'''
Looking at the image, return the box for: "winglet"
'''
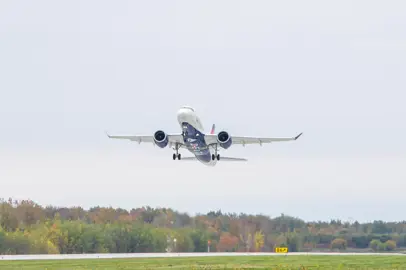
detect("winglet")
[210,124,216,134]
[105,131,111,138]
[294,132,303,140]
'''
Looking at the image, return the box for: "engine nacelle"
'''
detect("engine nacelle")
[217,131,232,149]
[154,130,169,148]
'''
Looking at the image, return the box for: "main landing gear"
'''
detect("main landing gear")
[173,143,181,160]
[211,145,220,160]
[173,153,181,160]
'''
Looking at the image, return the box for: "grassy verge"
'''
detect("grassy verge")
[0,255,406,269]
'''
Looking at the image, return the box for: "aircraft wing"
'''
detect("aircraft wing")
[106,132,184,145]
[205,132,303,146]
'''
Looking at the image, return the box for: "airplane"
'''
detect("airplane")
[106,106,302,166]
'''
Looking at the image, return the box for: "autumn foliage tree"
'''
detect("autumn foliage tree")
[0,198,406,254]
[217,232,239,252]
[385,240,397,251]
[331,238,347,251]
[254,230,265,251]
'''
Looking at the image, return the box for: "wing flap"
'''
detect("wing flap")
[106,133,154,143]
[232,132,302,145]
[106,132,184,145]
[204,132,302,146]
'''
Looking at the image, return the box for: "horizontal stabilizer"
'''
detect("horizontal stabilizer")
[219,157,248,161]
[180,156,247,162]
[178,157,198,161]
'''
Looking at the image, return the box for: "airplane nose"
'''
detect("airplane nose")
[177,108,194,124]
[177,108,187,122]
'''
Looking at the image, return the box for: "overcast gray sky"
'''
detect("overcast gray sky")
[1,1,405,222]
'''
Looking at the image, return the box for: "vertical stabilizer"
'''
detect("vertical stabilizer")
[210,124,216,134]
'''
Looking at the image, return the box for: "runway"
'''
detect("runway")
[1,252,405,260]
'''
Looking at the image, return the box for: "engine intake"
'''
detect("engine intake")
[217,131,232,149]
[154,130,169,148]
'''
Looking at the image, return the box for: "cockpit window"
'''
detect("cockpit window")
[181,106,194,111]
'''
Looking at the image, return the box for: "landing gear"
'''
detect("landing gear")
[173,153,181,160]
[173,144,181,160]
[211,144,220,161]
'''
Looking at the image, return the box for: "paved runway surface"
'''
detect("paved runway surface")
[1,252,405,260]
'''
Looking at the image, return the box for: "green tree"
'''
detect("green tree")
[369,239,380,251]
[286,232,301,252]
[0,229,7,253]
[0,202,18,231]
[371,221,390,234]
[189,229,209,252]
[2,198,406,255]
[79,224,108,253]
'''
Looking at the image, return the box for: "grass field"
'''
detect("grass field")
[1,255,406,270]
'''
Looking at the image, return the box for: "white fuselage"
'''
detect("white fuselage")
[176,107,217,166]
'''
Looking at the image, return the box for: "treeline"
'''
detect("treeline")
[0,198,405,254]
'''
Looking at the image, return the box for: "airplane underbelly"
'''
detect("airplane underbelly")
[182,121,213,164]
[187,145,210,160]
[194,150,211,162]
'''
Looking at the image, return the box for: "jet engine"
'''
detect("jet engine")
[217,131,232,149]
[154,130,169,148]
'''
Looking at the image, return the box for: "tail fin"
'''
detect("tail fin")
[210,124,216,134]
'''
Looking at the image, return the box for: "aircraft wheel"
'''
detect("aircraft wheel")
[211,154,215,160]
[173,153,177,160]
[217,154,220,160]
[177,153,181,160]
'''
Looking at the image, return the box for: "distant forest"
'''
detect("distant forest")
[0,198,403,254]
